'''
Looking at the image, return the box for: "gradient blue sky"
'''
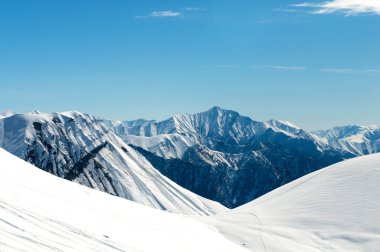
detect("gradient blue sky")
[1,0,379,130]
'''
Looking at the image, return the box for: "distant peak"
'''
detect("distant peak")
[207,106,235,115]
[0,109,16,118]
[210,106,223,111]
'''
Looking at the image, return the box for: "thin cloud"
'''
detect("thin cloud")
[136,11,182,19]
[250,65,307,71]
[293,0,380,15]
[273,8,302,13]
[182,7,207,11]
[321,68,380,74]
[198,64,238,69]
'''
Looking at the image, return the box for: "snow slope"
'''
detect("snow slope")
[201,153,380,251]
[0,112,225,215]
[0,148,246,252]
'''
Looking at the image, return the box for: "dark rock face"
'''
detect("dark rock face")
[0,112,227,215]
[133,134,352,208]
[124,107,355,208]
[130,145,231,206]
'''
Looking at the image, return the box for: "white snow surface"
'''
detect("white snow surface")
[200,153,380,251]
[0,148,247,252]
[2,139,380,251]
[0,111,226,215]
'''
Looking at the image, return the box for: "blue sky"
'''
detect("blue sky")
[0,0,379,130]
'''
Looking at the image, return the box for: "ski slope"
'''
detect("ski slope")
[0,148,246,252]
[201,153,380,251]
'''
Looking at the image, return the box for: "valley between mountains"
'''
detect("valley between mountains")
[2,107,378,209]
[1,107,379,251]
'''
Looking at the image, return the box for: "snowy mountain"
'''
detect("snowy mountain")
[314,125,380,156]
[202,153,380,251]
[114,107,353,208]
[3,107,376,210]
[0,109,16,119]
[0,148,246,252]
[0,111,225,215]
[2,145,378,252]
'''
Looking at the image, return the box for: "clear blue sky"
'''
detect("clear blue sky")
[1,0,379,130]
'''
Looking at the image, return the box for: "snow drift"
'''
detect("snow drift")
[201,153,380,251]
[0,148,246,252]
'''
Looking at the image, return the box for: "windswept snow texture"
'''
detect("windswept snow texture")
[0,149,246,252]
[201,154,380,251]
[0,112,225,215]
[115,106,353,208]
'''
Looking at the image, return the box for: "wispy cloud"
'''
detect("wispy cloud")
[136,11,182,19]
[321,68,380,74]
[293,0,380,15]
[273,7,302,13]
[182,7,204,11]
[136,7,207,19]
[250,65,307,71]
[198,64,238,69]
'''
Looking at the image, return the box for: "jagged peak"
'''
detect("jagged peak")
[209,106,223,112]
[205,106,238,116]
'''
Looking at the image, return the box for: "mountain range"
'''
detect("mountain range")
[0,110,224,215]
[112,106,379,207]
[1,107,379,209]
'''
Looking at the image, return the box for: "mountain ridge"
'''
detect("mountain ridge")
[114,107,355,207]
[2,106,378,208]
[0,111,226,215]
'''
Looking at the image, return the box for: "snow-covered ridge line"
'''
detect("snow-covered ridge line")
[200,153,380,251]
[0,111,226,215]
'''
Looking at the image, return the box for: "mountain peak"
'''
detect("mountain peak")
[209,106,223,112]
[205,106,240,117]
[0,109,16,118]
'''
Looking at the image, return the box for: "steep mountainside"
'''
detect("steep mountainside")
[115,107,353,208]
[201,153,380,251]
[0,111,225,215]
[0,148,246,252]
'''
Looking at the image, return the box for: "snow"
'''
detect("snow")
[0,148,247,252]
[0,109,16,118]
[113,106,271,159]
[314,125,380,155]
[115,107,332,161]
[0,111,226,215]
[2,109,380,251]
[199,153,380,251]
